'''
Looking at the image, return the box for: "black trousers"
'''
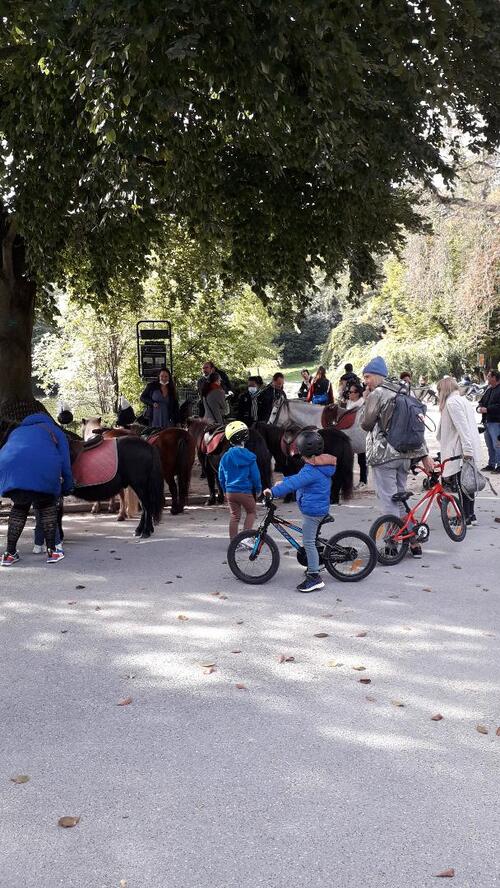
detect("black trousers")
[6,489,58,554]
[357,452,368,484]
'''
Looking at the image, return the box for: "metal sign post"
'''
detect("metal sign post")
[136,320,173,380]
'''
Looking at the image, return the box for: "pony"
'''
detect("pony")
[187,418,273,505]
[254,422,354,504]
[81,419,138,520]
[269,397,365,454]
[0,417,164,538]
[82,417,196,515]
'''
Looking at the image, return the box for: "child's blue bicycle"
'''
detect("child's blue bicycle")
[228,496,377,585]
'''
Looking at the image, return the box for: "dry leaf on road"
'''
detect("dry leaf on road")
[235,683,247,689]
[117,697,133,706]
[391,700,405,707]
[431,714,444,721]
[314,632,329,638]
[435,868,455,878]
[277,654,295,663]
[10,775,30,784]
[355,631,368,637]
[352,665,366,671]
[326,660,343,668]
[231,649,242,654]
[58,816,80,828]
[177,614,189,621]
[496,727,500,737]
[359,678,372,684]
[202,666,216,675]
[476,724,488,735]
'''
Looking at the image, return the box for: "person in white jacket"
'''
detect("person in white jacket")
[436,377,483,525]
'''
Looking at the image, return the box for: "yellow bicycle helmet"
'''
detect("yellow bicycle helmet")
[225,420,250,446]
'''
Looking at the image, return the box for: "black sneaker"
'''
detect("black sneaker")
[409,545,423,558]
[482,464,495,472]
[296,574,325,593]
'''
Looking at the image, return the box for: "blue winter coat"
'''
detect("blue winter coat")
[271,463,336,517]
[218,446,262,494]
[0,413,74,497]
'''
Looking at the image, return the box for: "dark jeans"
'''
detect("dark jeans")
[445,473,475,521]
[357,452,368,484]
[6,489,58,555]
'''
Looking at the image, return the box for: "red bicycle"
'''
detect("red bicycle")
[369,455,467,565]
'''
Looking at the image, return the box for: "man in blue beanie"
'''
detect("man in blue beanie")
[361,356,434,557]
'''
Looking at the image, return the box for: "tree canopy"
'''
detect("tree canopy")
[1,0,500,312]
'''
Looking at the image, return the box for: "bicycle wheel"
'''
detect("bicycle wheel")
[323,530,377,582]
[227,531,280,584]
[369,515,410,565]
[440,495,467,542]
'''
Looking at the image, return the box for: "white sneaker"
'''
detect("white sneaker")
[355,482,367,490]
[237,538,255,550]
[32,544,44,554]
[55,544,64,553]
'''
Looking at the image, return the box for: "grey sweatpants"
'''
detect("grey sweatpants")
[371,459,412,518]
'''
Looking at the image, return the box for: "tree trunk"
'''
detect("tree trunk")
[0,214,40,421]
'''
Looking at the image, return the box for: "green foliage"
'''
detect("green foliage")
[1,1,500,313]
[322,315,381,368]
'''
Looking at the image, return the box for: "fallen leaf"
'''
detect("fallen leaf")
[200,661,216,669]
[387,594,399,599]
[218,594,228,600]
[10,775,30,784]
[177,614,189,621]
[431,714,444,721]
[365,695,376,702]
[359,678,372,684]
[60,629,68,634]
[423,587,433,592]
[231,649,242,654]
[496,727,500,737]
[75,585,85,590]
[94,606,102,611]
[120,881,128,888]
[117,697,133,706]
[321,613,334,618]
[277,654,295,663]
[476,724,488,735]
[235,683,247,689]
[210,591,220,596]
[203,666,216,675]
[58,816,80,828]
[435,868,455,878]
[494,516,500,524]
[67,600,77,606]
[391,699,405,707]
[352,665,366,671]
[236,620,244,625]
[355,631,368,637]
[326,660,343,668]
[483,632,495,637]
[314,632,329,638]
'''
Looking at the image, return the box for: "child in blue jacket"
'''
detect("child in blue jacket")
[218,421,262,539]
[264,429,336,593]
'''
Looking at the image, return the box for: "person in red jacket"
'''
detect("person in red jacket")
[307,366,334,405]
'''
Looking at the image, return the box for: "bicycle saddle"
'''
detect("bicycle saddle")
[391,491,413,503]
[318,514,335,531]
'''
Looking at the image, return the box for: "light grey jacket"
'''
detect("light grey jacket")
[361,379,429,466]
[203,387,227,425]
[437,392,483,478]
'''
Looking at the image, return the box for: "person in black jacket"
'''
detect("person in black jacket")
[297,369,312,399]
[477,368,500,471]
[259,373,287,423]
[140,367,179,428]
[237,376,270,425]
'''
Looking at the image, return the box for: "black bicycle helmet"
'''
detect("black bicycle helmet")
[295,429,324,457]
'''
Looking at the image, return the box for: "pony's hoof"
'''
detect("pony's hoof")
[140,532,151,539]
[217,495,224,505]
[170,506,180,515]
[207,496,216,506]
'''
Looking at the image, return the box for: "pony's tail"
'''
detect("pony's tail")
[337,439,354,501]
[177,431,194,504]
[149,445,165,523]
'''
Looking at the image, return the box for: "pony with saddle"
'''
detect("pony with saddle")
[269,397,366,454]
[82,418,195,515]
[187,418,273,505]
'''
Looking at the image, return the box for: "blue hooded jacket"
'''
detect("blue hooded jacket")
[271,463,336,517]
[0,413,74,498]
[218,446,262,494]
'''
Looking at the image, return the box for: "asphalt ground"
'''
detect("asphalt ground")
[0,457,499,888]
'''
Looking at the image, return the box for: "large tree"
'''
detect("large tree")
[1,0,499,415]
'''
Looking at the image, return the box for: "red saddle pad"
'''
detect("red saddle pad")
[201,430,225,454]
[73,439,119,487]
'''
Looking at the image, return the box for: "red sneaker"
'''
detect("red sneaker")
[0,552,20,567]
[46,549,65,564]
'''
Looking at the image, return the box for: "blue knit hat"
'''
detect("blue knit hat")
[362,356,388,376]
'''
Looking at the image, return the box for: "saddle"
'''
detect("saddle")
[83,433,106,451]
[391,490,413,503]
[322,405,357,431]
[201,426,225,455]
[73,438,119,488]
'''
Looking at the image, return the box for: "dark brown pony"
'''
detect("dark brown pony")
[187,418,273,506]
[82,418,195,515]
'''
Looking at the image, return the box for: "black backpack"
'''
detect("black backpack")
[383,385,427,453]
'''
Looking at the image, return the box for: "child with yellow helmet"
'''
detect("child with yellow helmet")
[218,421,262,541]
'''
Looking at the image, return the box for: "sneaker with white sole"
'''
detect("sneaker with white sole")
[32,544,44,554]
[355,482,367,490]
[46,549,65,564]
[1,552,20,567]
[237,538,255,551]
[296,573,325,593]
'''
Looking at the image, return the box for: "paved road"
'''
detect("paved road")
[0,472,499,888]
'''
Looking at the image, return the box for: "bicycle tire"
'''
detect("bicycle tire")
[369,515,410,565]
[227,531,280,584]
[440,495,467,542]
[323,530,377,582]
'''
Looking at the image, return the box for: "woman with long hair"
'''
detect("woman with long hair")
[140,367,179,428]
[436,376,483,526]
[307,365,334,405]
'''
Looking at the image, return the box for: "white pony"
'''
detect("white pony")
[268,398,366,454]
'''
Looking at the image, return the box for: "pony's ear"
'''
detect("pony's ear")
[97,417,102,424]
[81,418,86,425]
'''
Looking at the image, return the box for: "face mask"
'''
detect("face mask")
[248,386,258,395]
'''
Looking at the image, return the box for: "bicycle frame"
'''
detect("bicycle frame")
[255,503,305,552]
[390,456,463,542]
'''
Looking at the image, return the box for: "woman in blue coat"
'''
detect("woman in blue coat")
[0,413,73,566]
